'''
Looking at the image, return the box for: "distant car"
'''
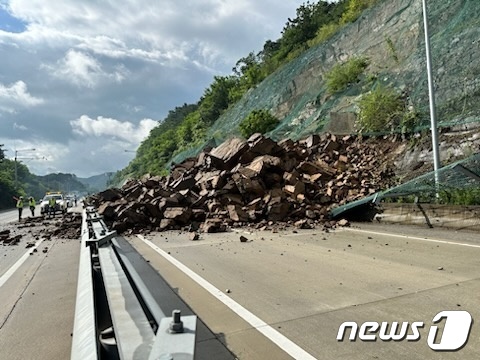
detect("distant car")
[40,192,68,215]
[65,195,74,207]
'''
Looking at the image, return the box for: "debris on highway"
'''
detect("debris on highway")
[1,212,82,248]
[87,133,398,234]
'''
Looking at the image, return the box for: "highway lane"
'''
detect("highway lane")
[0,204,44,225]
[2,203,479,359]
[0,208,22,224]
[0,205,62,277]
[127,223,480,360]
[0,209,79,360]
[0,206,42,281]
[1,207,236,360]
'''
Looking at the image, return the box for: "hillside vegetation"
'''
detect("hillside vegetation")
[115,0,480,184]
[113,0,364,181]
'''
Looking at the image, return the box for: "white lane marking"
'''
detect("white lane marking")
[0,239,44,288]
[137,234,317,360]
[340,228,480,249]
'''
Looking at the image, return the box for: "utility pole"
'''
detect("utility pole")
[422,0,441,189]
[0,144,4,162]
[14,148,36,189]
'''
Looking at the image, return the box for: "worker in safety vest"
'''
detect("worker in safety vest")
[48,197,56,218]
[13,196,24,221]
[28,196,36,217]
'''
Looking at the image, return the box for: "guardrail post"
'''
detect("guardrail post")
[71,207,197,360]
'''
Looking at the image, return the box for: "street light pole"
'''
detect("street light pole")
[15,150,17,188]
[14,148,36,189]
[422,0,441,188]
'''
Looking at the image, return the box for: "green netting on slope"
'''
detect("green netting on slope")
[331,152,480,218]
[382,155,480,199]
[171,0,480,167]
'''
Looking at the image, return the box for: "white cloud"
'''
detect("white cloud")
[0,80,44,114]
[70,115,158,144]
[43,49,128,88]
[13,122,27,130]
[75,36,167,64]
[4,0,303,68]
[0,0,306,177]
[0,136,52,170]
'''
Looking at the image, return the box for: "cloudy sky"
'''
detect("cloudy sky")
[0,0,307,178]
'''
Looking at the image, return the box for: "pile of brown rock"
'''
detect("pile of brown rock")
[45,213,82,239]
[88,133,398,233]
[0,229,22,245]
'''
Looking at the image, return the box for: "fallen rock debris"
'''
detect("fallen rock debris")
[87,133,398,234]
[189,232,200,241]
[1,213,82,247]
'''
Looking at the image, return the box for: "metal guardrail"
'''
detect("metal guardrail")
[71,206,196,360]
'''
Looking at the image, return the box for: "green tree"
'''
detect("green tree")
[157,103,198,132]
[230,52,267,102]
[282,2,332,47]
[198,76,236,124]
[357,84,404,132]
[114,103,199,179]
[239,109,279,138]
[341,0,378,24]
[0,158,17,209]
[175,112,207,148]
[326,56,369,94]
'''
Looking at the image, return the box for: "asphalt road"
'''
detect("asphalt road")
[0,208,23,224]
[127,223,480,360]
[0,205,45,224]
[0,207,235,360]
[0,208,80,360]
[1,204,479,360]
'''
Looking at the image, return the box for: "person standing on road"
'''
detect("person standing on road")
[28,196,36,217]
[48,196,56,219]
[13,196,24,221]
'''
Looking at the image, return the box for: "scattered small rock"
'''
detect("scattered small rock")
[337,219,350,227]
[189,232,199,241]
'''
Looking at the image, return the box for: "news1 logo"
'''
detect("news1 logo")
[337,311,473,351]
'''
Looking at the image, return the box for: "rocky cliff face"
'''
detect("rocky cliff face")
[208,0,480,175]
